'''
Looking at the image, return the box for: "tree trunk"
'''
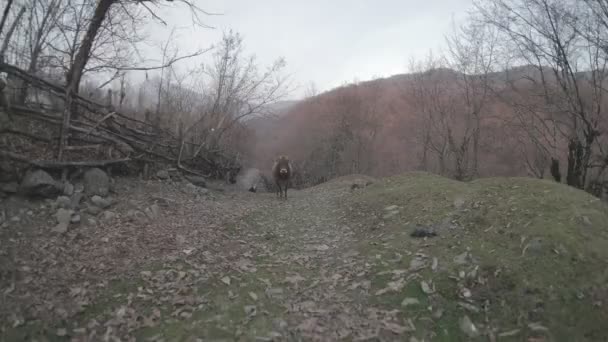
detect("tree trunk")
[566,138,585,189]
[0,0,14,39]
[550,158,561,183]
[57,0,115,160]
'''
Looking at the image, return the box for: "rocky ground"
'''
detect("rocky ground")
[1,171,608,341]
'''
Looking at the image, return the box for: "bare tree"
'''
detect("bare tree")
[185,30,289,159]
[475,0,607,190]
[445,19,497,178]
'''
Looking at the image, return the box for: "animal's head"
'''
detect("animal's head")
[275,155,291,175]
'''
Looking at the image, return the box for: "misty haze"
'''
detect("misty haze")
[0,0,607,341]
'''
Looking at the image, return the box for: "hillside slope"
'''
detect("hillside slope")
[2,173,607,341]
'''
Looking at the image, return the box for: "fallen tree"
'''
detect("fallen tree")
[0,61,241,180]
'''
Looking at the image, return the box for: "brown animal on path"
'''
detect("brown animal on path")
[272,155,292,199]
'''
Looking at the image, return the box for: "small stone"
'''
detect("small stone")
[56,196,71,209]
[91,195,111,209]
[83,168,110,197]
[410,227,437,238]
[244,305,257,316]
[102,211,116,221]
[10,216,20,222]
[86,218,97,227]
[86,205,102,215]
[53,222,69,233]
[156,170,170,180]
[63,182,75,196]
[384,205,399,211]
[56,208,73,224]
[71,214,81,224]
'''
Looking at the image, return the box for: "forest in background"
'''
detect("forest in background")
[1,0,608,201]
[248,0,608,200]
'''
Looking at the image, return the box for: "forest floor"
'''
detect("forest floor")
[1,172,608,342]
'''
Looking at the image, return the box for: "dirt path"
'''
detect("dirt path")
[5,174,605,341]
[2,177,405,341]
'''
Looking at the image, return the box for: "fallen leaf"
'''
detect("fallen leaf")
[375,278,406,295]
[285,274,306,284]
[401,297,420,307]
[459,315,479,338]
[244,305,257,317]
[249,292,258,301]
[420,280,435,294]
[221,276,231,285]
[383,321,414,334]
[498,329,521,337]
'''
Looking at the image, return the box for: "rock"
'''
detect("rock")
[56,208,73,223]
[127,209,147,224]
[102,211,116,221]
[184,175,206,188]
[83,168,110,197]
[156,170,170,180]
[86,205,102,216]
[54,208,73,233]
[55,196,72,209]
[90,195,111,209]
[71,214,81,224]
[0,161,18,182]
[383,210,399,219]
[70,192,84,209]
[0,182,18,194]
[410,227,437,238]
[19,169,62,198]
[63,182,75,196]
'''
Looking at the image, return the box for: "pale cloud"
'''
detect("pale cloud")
[138,0,474,99]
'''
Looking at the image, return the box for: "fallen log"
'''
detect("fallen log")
[0,149,130,169]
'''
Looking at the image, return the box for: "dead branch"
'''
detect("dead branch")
[0,149,130,169]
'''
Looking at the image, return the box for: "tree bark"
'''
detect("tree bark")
[58,0,115,160]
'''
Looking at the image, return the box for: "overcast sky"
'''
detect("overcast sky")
[141,0,475,99]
